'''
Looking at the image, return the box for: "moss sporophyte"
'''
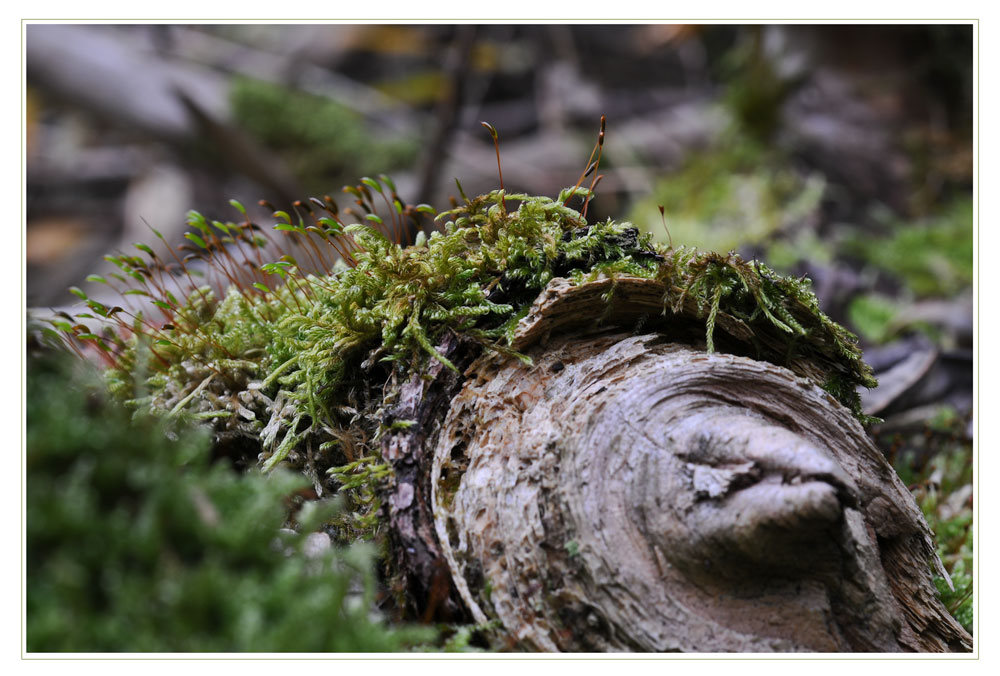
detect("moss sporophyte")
[44,123,877,541]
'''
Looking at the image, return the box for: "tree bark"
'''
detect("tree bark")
[383,275,972,652]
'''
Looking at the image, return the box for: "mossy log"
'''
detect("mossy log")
[381,275,972,652]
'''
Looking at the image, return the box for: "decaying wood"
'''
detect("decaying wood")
[386,276,972,651]
[381,331,471,620]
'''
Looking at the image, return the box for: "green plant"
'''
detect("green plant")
[845,197,973,298]
[720,26,802,144]
[40,120,884,558]
[847,293,901,345]
[26,346,436,652]
[893,437,974,636]
[231,78,417,194]
[43,154,880,543]
[631,130,825,255]
[31,116,978,647]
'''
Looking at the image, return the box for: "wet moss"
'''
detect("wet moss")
[52,180,877,541]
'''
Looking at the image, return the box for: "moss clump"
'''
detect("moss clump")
[26,347,435,652]
[656,246,877,422]
[49,179,876,541]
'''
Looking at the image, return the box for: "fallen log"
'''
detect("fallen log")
[382,275,972,652]
[51,173,971,652]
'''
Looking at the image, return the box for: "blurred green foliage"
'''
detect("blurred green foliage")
[846,293,901,345]
[720,27,800,143]
[374,70,448,106]
[230,78,418,195]
[632,133,825,255]
[844,198,972,344]
[847,198,973,298]
[26,348,435,652]
[893,426,974,636]
[632,28,823,255]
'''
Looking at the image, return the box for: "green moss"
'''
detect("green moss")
[845,197,973,298]
[52,178,876,544]
[893,439,973,636]
[631,31,820,255]
[720,27,799,143]
[230,78,418,193]
[847,293,900,345]
[630,131,825,255]
[26,348,435,652]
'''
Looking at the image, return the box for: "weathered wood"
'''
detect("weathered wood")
[380,331,470,621]
[380,275,970,651]
[432,331,971,651]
